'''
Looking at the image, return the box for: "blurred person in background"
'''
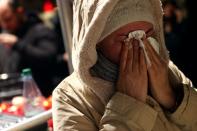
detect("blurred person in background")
[163,0,197,87]
[163,0,190,83]
[178,0,197,87]
[163,1,182,68]
[0,0,68,97]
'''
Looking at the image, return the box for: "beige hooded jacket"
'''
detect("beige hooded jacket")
[52,0,197,130]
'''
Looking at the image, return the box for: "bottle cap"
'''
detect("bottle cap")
[21,68,32,76]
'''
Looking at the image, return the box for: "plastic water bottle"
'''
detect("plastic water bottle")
[21,68,45,117]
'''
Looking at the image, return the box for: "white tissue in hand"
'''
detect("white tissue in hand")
[128,30,145,40]
[147,37,160,54]
[124,30,160,67]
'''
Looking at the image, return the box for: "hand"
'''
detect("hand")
[144,39,176,109]
[116,40,148,102]
[0,33,18,47]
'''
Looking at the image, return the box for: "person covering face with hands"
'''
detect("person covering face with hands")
[52,0,197,130]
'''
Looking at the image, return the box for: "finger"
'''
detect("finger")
[125,39,134,71]
[144,40,161,76]
[119,42,129,73]
[132,40,140,71]
[145,39,167,65]
[144,39,160,64]
[139,47,147,73]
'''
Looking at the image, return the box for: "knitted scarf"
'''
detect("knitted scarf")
[90,51,118,83]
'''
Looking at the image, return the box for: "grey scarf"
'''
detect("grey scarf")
[90,51,118,83]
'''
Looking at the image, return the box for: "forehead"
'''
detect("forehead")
[0,3,13,19]
[113,21,153,36]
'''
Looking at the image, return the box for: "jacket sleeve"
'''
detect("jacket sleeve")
[167,84,197,130]
[167,61,197,130]
[53,83,158,131]
[99,93,157,131]
[52,86,98,131]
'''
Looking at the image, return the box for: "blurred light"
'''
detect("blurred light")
[43,0,54,12]
[8,106,18,112]
[0,74,8,80]
[0,103,8,111]
[43,101,49,107]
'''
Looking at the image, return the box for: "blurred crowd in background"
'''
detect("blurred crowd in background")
[0,0,196,98]
[162,0,197,87]
[0,0,69,97]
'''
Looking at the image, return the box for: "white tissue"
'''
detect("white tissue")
[124,30,160,67]
[147,37,160,54]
